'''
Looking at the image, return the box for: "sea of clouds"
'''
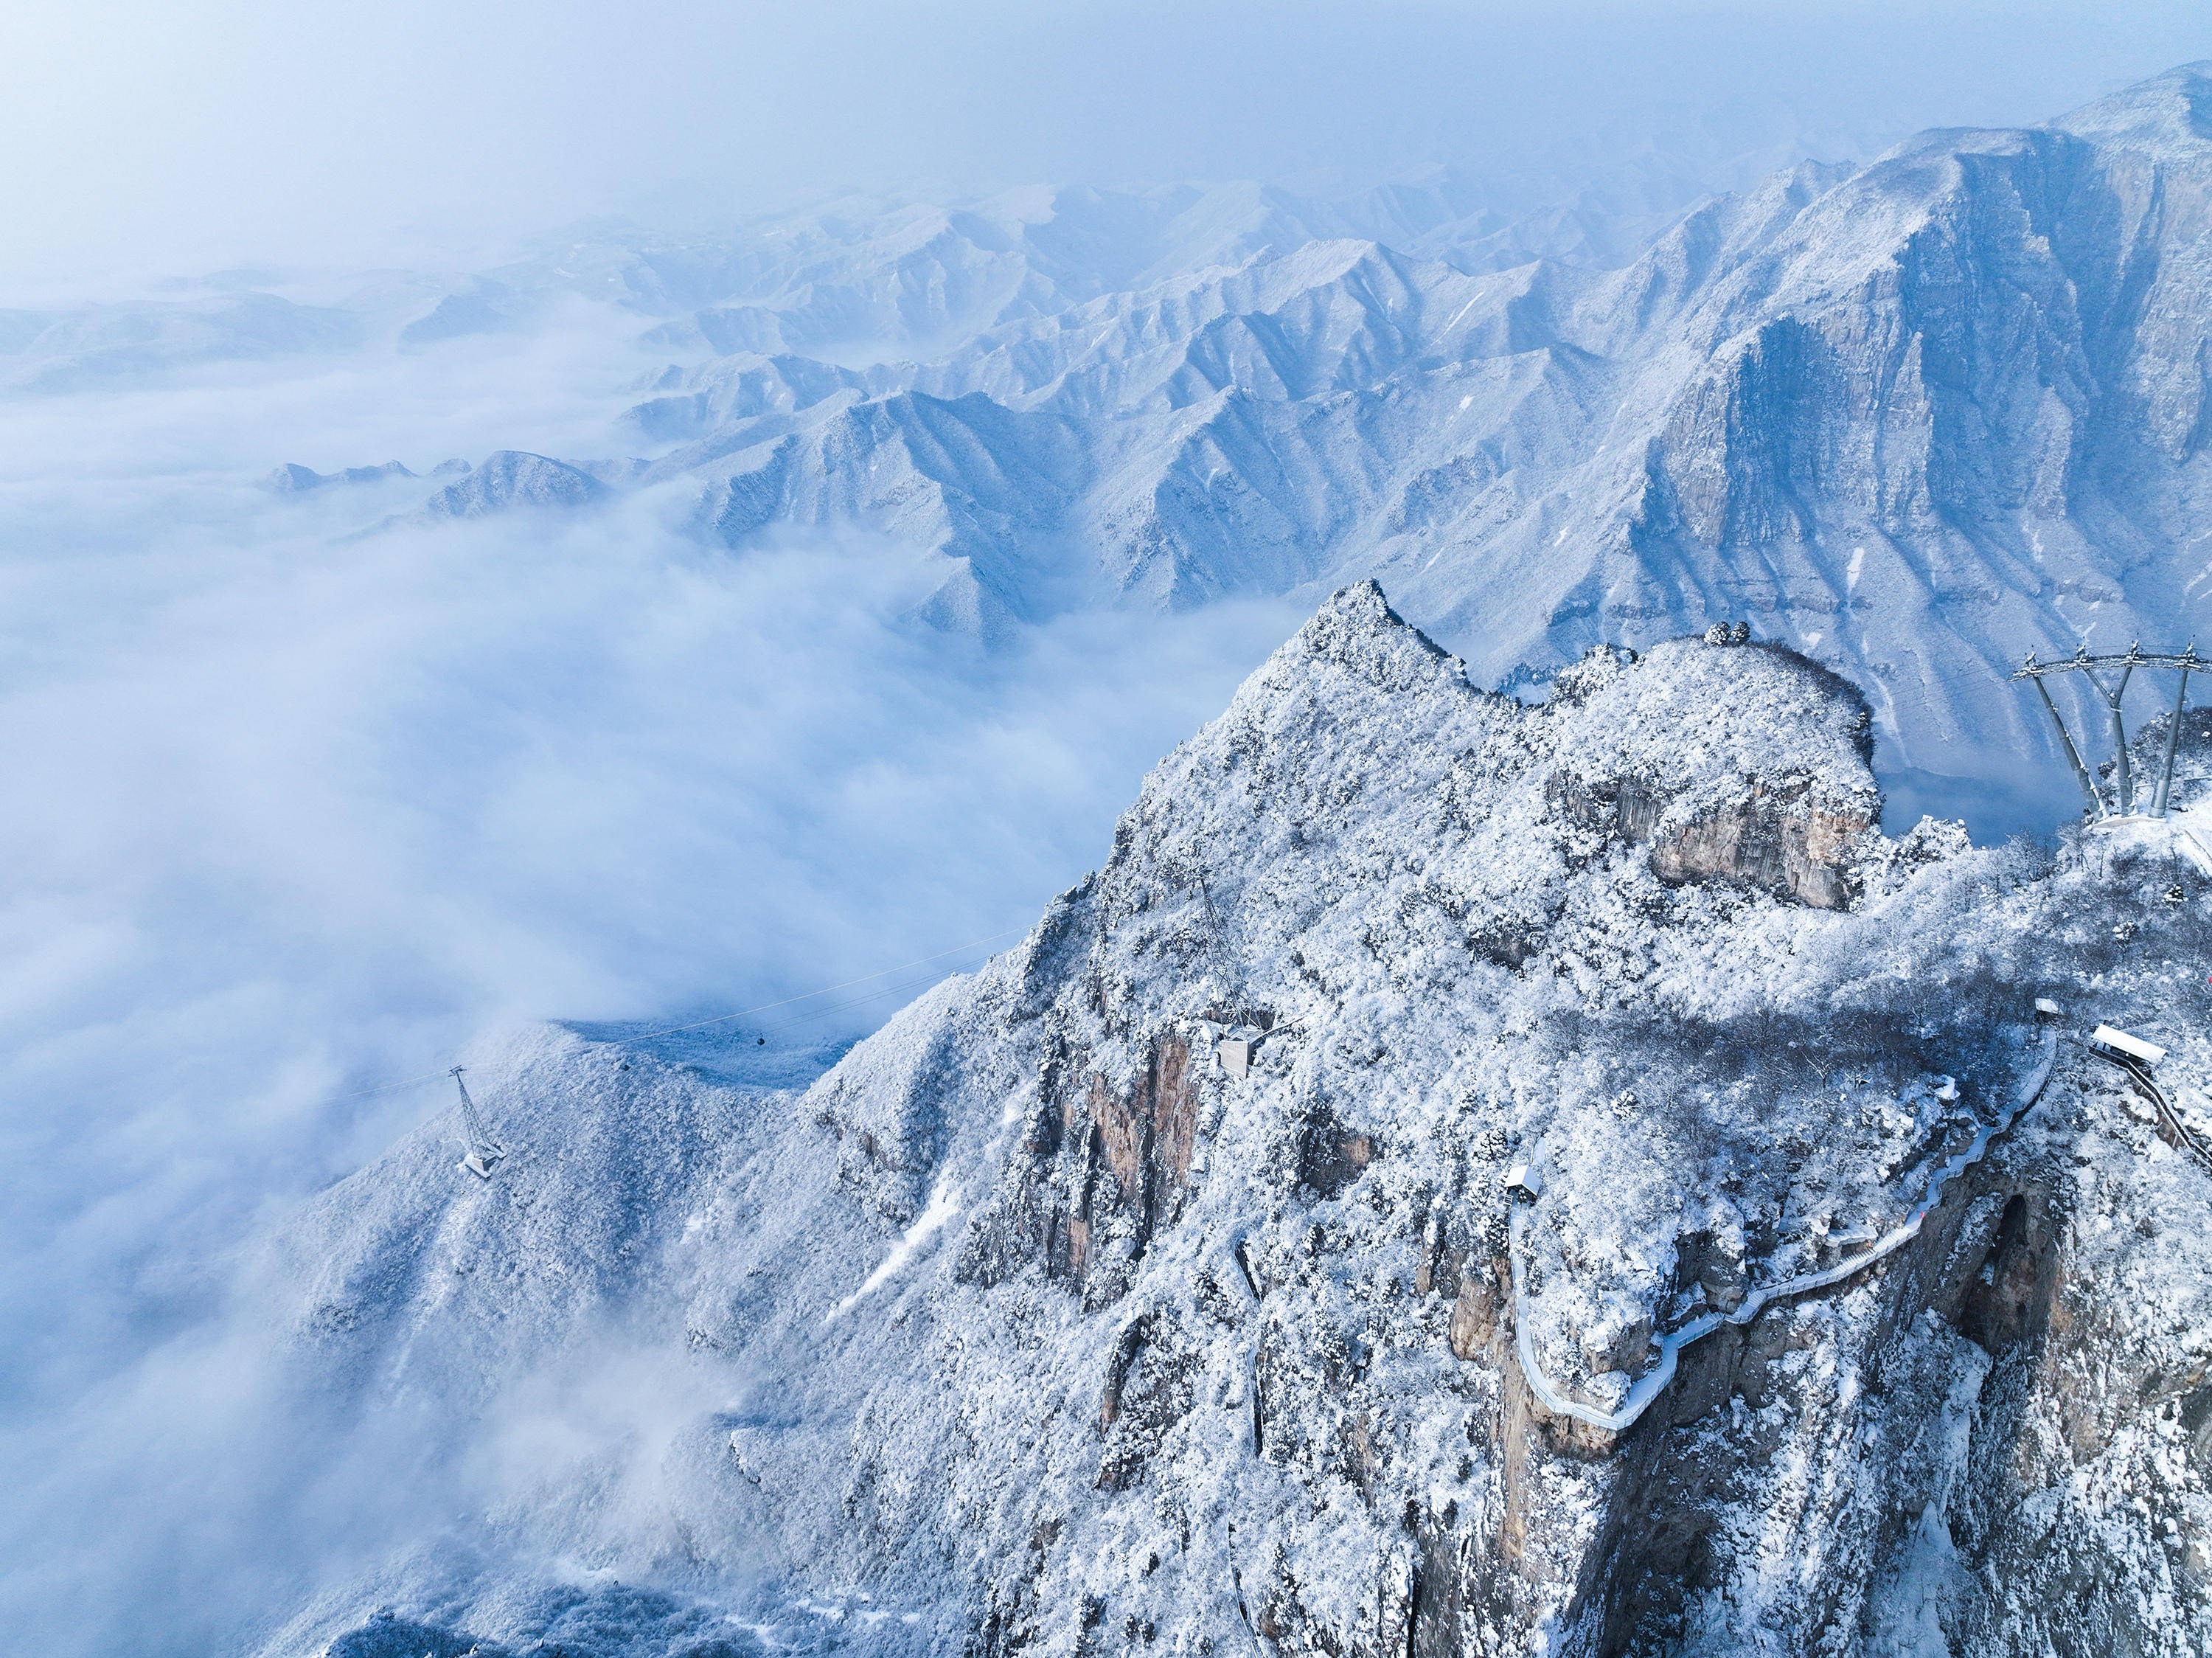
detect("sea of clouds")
[0,308,1304,1654]
[10,7,2202,1640]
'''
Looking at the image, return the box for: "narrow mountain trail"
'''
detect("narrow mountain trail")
[2091,1042,2212,1176]
[1512,1030,2060,1432]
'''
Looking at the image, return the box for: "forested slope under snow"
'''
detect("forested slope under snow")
[258,585,2211,1657]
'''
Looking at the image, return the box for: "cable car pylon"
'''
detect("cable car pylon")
[2014,642,2205,819]
[450,1066,506,1179]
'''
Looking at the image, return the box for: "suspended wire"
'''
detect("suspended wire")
[749,960,998,1033]
[327,1066,468,1105]
[320,926,1029,1106]
[618,928,1025,1044]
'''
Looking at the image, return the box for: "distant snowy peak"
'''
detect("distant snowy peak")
[265,459,418,493]
[2047,59,2212,160]
[341,451,608,539]
[397,282,518,350]
[562,166,1729,359]
[77,62,2212,803]
[417,451,611,519]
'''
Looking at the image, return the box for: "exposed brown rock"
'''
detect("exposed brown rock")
[1579,1311,1654,1380]
[1087,1030,1201,1220]
[1647,783,1874,909]
[1448,1267,1503,1362]
[1550,769,1874,909]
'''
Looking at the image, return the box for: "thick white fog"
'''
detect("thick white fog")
[5,2,2211,1652]
[0,313,1301,1652]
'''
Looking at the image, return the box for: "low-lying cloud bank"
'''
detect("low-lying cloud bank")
[0,327,1303,1654]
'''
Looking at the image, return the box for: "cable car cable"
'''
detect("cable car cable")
[320,926,1028,1106]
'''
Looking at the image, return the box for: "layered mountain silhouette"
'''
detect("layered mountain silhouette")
[596,65,2212,795]
[25,65,2212,802]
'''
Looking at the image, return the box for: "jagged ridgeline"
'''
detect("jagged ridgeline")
[217,64,2212,785]
[289,585,2208,1658]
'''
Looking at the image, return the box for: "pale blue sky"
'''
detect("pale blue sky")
[3,1,2209,291]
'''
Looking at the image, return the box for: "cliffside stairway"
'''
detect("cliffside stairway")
[2088,1027,2212,1174]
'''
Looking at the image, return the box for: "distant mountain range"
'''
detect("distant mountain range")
[23,65,2212,820]
[592,64,2212,808]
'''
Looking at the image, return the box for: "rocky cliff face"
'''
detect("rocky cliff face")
[271,583,2208,1657]
[1541,637,1879,910]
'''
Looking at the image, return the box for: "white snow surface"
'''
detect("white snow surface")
[246,583,2212,1655]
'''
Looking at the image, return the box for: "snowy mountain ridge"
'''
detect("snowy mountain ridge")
[260,584,2211,1657]
[209,61,2212,818]
[596,64,2212,805]
[31,66,2212,816]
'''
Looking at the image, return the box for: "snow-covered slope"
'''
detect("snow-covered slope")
[260,585,2211,1656]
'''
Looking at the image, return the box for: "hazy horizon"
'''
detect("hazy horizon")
[6,2,2211,299]
[7,10,2212,1653]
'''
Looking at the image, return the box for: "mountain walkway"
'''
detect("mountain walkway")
[1511,1030,2059,1434]
[2090,1043,2212,1173]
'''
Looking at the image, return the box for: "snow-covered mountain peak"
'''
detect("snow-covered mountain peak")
[806,584,1896,1237]
[1161,582,1879,875]
[243,578,2212,1657]
[1245,576,1469,696]
[420,450,612,518]
[2048,59,2212,160]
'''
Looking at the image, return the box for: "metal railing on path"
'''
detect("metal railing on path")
[2090,1043,2212,1173]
